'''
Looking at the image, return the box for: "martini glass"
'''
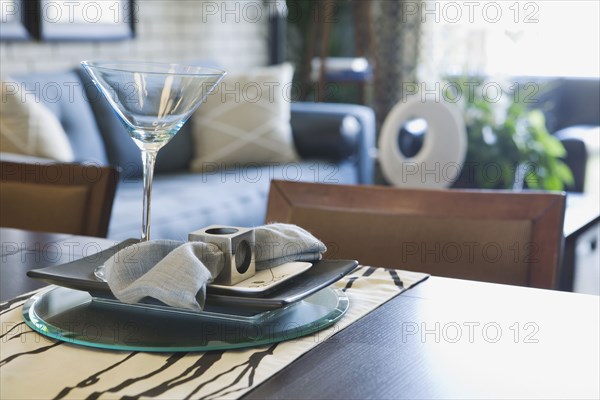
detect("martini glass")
[81,61,225,242]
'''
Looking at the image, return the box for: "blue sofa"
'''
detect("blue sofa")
[11,69,376,240]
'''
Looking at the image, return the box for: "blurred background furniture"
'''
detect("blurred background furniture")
[540,77,600,193]
[266,180,566,289]
[4,69,376,240]
[302,0,374,103]
[562,195,600,295]
[0,160,118,237]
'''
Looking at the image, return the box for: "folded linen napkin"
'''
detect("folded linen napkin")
[255,223,327,269]
[104,240,224,310]
[104,224,326,310]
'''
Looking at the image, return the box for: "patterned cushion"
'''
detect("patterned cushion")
[0,78,74,162]
[190,63,298,171]
[13,71,108,164]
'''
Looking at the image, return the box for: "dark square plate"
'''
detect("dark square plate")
[26,240,358,311]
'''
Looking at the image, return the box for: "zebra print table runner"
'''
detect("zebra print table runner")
[1,267,428,400]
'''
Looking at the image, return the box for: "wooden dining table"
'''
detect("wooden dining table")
[1,227,598,399]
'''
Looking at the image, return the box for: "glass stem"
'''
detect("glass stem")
[140,150,158,241]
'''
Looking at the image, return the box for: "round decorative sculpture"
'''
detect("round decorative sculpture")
[378,98,467,189]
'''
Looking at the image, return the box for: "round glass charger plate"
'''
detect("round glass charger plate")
[22,286,348,352]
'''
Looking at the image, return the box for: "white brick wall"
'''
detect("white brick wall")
[0,0,268,76]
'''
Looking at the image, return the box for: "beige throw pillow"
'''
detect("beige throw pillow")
[0,78,74,162]
[190,63,298,171]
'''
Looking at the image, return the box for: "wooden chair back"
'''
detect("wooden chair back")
[266,180,566,289]
[0,161,118,237]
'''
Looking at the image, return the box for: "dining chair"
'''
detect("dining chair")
[266,180,566,289]
[0,160,119,237]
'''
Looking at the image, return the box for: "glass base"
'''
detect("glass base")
[22,286,348,352]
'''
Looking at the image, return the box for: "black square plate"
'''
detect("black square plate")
[26,240,358,311]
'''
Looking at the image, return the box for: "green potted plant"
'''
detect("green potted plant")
[446,78,573,190]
